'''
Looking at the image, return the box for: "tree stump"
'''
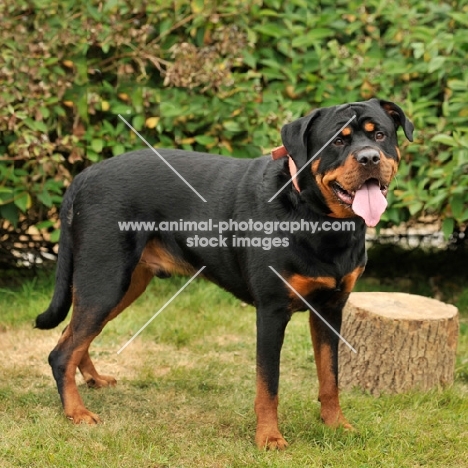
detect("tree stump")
[339,292,459,395]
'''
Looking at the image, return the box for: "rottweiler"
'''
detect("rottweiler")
[36,98,413,449]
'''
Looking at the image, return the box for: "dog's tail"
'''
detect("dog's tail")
[35,196,74,330]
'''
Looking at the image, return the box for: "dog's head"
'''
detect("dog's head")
[280,98,414,227]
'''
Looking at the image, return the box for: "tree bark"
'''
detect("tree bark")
[339,292,459,395]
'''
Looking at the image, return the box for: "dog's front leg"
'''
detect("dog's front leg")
[309,305,354,430]
[254,307,290,450]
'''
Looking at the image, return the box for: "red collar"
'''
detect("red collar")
[271,146,300,192]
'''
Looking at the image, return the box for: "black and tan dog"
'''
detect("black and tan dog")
[36,98,413,449]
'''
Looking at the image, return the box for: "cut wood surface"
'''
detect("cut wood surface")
[339,292,459,395]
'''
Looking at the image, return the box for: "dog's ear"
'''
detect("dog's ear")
[280,109,321,168]
[378,99,414,142]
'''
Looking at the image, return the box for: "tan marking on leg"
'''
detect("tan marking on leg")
[309,314,354,430]
[79,350,117,389]
[140,239,195,277]
[316,343,350,428]
[56,323,71,346]
[59,263,154,423]
[61,333,102,424]
[78,263,154,388]
[104,263,154,324]
[254,373,288,450]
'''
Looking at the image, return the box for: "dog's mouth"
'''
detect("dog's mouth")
[332,178,388,205]
[332,178,389,227]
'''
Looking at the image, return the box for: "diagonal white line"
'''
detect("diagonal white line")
[118,115,207,202]
[268,114,357,202]
[117,266,206,354]
[268,266,357,353]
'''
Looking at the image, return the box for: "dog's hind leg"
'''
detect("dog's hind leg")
[55,326,117,389]
[49,263,154,424]
[78,349,117,389]
[77,264,154,389]
[49,324,102,423]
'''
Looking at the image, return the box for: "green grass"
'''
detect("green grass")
[0,266,467,467]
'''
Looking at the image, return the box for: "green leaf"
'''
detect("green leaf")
[254,24,283,38]
[292,29,333,48]
[35,121,48,133]
[450,193,464,218]
[35,220,54,230]
[431,134,457,146]
[448,79,468,91]
[223,121,242,132]
[38,189,53,207]
[411,42,425,59]
[0,203,19,226]
[442,217,454,239]
[14,192,31,212]
[242,50,257,68]
[77,94,89,121]
[0,188,13,204]
[23,118,39,131]
[450,12,468,27]
[132,115,145,131]
[50,228,61,243]
[428,56,446,73]
[195,135,217,145]
[408,201,423,216]
[87,150,100,162]
[91,139,103,153]
[112,144,126,156]
[54,105,66,117]
[260,59,282,70]
[425,192,448,208]
[39,107,50,119]
[103,0,121,13]
[159,102,182,118]
[111,104,133,115]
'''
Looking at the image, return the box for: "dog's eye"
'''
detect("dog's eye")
[375,132,385,141]
[334,137,344,146]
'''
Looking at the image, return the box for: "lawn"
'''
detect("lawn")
[0,254,467,467]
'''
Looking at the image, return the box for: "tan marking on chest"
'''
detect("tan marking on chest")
[340,266,365,293]
[287,274,336,298]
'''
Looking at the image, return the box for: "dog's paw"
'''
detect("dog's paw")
[66,406,101,424]
[85,375,117,389]
[340,421,357,432]
[255,429,288,450]
[341,420,356,431]
[321,409,355,431]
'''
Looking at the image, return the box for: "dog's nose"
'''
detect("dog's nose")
[355,148,380,166]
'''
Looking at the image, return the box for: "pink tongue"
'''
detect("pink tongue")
[352,181,387,227]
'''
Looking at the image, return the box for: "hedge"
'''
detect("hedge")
[0,0,467,261]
